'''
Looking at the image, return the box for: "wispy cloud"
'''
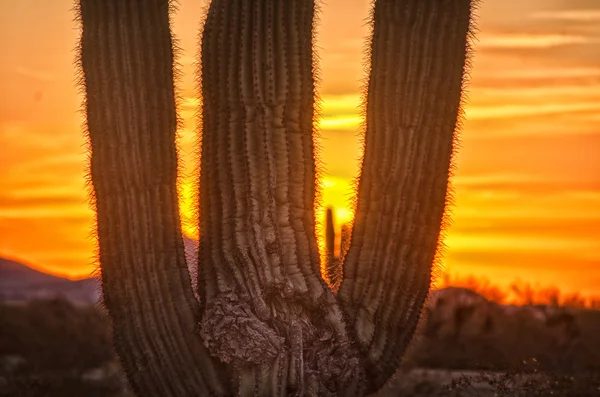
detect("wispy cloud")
[465,101,600,120]
[14,66,55,82]
[477,33,596,49]
[319,115,361,130]
[532,10,600,22]
[490,67,600,79]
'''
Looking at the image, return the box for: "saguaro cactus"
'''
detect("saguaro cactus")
[324,208,342,291]
[77,0,475,395]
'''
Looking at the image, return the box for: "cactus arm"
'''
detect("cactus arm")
[338,0,475,390]
[198,0,363,394]
[77,1,230,395]
[199,0,330,306]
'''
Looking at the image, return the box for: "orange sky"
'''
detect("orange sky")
[1,0,599,296]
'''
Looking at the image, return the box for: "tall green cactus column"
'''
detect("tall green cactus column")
[77,1,229,395]
[338,0,474,392]
[198,1,362,394]
[77,0,476,395]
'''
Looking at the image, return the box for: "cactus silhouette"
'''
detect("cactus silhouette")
[77,0,475,395]
[324,208,343,291]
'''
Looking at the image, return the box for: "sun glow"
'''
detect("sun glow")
[1,0,600,298]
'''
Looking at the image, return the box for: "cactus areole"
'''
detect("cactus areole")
[77,0,475,395]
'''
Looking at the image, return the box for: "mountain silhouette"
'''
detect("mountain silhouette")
[0,257,100,304]
[0,236,199,304]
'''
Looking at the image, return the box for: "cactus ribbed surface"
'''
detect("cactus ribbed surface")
[77,0,475,395]
[337,0,473,390]
[77,1,229,395]
[197,1,361,394]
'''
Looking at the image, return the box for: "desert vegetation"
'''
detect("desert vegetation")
[0,299,125,397]
[2,292,600,396]
[437,273,600,309]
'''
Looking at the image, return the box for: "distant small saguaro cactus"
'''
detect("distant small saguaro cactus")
[323,208,348,293]
[324,208,341,291]
[77,0,475,395]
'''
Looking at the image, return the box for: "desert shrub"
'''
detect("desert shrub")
[409,298,600,373]
[446,358,600,396]
[0,298,114,371]
[0,370,126,397]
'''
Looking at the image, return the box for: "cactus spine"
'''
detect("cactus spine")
[78,0,475,395]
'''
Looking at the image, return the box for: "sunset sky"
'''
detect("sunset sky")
[1,0,599,296]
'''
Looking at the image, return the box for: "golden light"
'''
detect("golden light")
[2,0,600,299]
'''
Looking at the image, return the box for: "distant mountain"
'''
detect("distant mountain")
[0,257,72,289]
[0,237,200,305]
[0,257,100,304]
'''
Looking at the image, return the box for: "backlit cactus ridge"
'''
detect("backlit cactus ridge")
[77,0,476,395]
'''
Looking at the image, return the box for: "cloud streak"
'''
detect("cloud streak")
[477,33,597,49]
[13,66,55,82]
